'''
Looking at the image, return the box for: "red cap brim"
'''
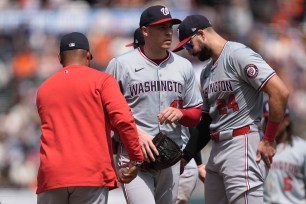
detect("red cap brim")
[150,18,181,26]
[125,42,134,47]
[172,36,192,52]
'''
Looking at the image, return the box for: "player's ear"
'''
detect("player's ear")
[197,29,205,39]
[141,26,149,37]
[58,53,63,65]
[86,51,93,60]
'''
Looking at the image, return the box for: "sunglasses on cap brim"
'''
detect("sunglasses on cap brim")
[182,34,197,51]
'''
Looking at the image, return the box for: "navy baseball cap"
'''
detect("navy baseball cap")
[125,28,145,47]
[60,32,90,53]
[139,5,181,27]
[172,15,212,52]
[263,101,290,117]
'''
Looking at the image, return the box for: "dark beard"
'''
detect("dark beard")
[198,44,211,61]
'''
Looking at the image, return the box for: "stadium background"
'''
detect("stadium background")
[0,0,305,203]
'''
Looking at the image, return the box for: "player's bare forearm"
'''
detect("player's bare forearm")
[137,128,159,162]
[261,75,289,122]
[261,75,289,142]
[256,140,276,168]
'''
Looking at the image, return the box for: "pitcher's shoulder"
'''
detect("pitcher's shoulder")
[170,51,192,65]
[114,49,141,62]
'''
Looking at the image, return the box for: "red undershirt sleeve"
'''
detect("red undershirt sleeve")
[178,106,202,127]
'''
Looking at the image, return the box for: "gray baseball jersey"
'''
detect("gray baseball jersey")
[106,48,203,147]
[106,48,202,204]
[201,41,275,131]
[264,136,306,204]
[201,41,276,203]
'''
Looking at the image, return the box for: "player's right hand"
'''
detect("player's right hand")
[157,106,183,125]
[197,164,206,183]
[138,129,159,162]
[256,139,277,168]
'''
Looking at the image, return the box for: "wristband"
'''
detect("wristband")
[263,120,280,142]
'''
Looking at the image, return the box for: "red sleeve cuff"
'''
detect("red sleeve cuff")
[179,106,202,127]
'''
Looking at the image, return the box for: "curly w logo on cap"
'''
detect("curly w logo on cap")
[160,7,169,15]
[139,5,181,27]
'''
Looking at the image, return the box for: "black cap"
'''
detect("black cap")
[60,32,90,53]
[172,15,212,52]
[263,101,290,117]
[125,28,145,48]
[139,5,181,27]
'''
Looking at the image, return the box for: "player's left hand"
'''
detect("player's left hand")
[138,129,159,163]
[157,107,183,125]
[256,139,277,168]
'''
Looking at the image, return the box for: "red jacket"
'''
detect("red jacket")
[36,65,143,194]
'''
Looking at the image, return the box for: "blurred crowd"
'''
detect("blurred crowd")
[0,0,305,190]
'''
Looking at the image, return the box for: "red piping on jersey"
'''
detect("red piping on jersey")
[123,183,131,204]
[138,47,171,66]
[244,192,248,204]
[244,133,251,192]
[259,73,276,91]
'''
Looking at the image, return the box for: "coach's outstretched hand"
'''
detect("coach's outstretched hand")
[118,162,138,183]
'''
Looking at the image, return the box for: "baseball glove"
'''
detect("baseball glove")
[140,132,183,171]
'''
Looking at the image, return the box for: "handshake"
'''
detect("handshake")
[118,161,142,183]
[118,132,183,183]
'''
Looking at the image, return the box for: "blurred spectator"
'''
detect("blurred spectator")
[12,50,38,79]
